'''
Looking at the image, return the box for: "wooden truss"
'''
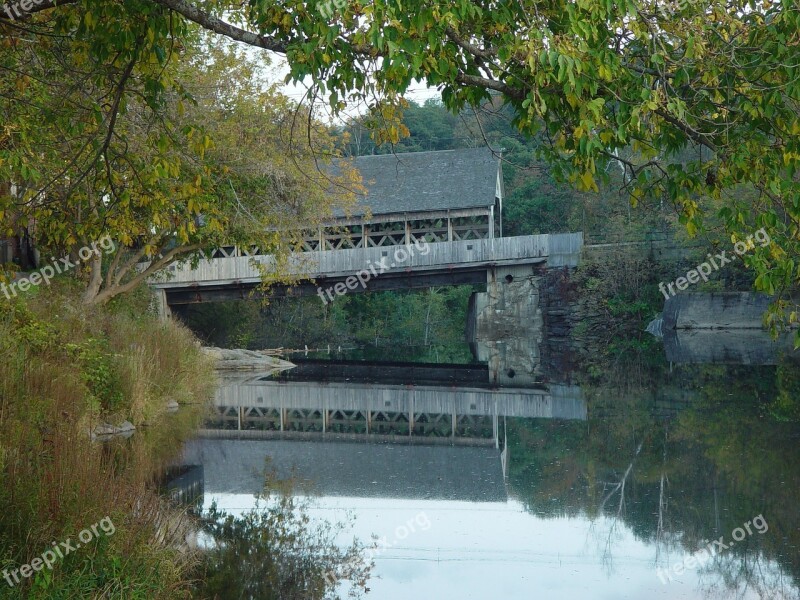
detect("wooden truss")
[208,405,496,441]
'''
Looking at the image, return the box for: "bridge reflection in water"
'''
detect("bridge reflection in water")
[171,361,586,505]
[182,440,511,502]
[200,360,586,447]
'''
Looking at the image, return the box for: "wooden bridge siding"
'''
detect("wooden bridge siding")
[152,233,583,288]
[194,429,500,446]
[214,382,587,420]
[548,232,586,267]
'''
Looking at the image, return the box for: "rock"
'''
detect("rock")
[201,346,296,372]
[166,399,180,412]
[93,423,117,436]
[92,420,136,441]
[201,347,224,361]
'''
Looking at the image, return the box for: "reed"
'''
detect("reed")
[0,280,215,598]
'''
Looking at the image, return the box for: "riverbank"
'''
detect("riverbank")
[0,280,216,598]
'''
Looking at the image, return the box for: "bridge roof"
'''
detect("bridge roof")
[181,439,507,501]
[338,147,500,218]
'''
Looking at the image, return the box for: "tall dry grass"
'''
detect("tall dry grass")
[0,280,216,598]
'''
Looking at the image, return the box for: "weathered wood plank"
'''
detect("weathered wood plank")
[213,381,587,420]
[151,233,583,289]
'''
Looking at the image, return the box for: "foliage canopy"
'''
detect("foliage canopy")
[1,0,799,322]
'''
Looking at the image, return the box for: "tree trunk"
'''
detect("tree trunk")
[81,242,203,306]
[82,254,104,304]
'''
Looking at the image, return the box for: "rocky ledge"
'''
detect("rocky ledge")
[201,346,296,372]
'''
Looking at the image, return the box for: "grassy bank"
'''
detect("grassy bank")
[0,280,215,599]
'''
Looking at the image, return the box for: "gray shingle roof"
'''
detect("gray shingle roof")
[340,147,499,218]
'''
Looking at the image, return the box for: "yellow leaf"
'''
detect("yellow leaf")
[579,171,598,192]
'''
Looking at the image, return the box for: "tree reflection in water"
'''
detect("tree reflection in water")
[192,468,371,600]
[508,352,800,600]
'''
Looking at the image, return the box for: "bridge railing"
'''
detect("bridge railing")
[213,380,587,420]
[150,232,583,288]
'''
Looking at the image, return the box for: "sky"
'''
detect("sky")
[205,493,782,600]
[263,52,442,124]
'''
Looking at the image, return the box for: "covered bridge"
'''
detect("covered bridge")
[302,147,504,251]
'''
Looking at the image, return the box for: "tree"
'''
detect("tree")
[340,98,465,155]
[2,0,800,333]
[1,21,357,304]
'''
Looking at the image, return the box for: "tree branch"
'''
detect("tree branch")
[455,73,525,100]
[445,27,497,60]
[0,0,76,20]
[105,245,123,289]
[112,235,163,287]
[148,0,288,53]
[654,108,718,153]
[89,242,202,304]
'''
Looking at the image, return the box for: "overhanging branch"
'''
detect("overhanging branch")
[0,0,76,20]
[149,0,288,53]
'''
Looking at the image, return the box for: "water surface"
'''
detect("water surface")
[175,341,800,599]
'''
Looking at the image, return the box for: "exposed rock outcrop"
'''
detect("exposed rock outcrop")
[201,347,296,373]
[91,420,135,441]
